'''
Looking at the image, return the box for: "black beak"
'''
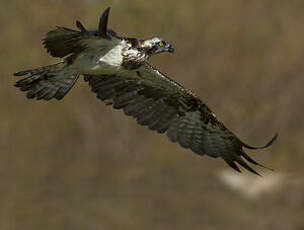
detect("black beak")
[166,44,174,53]
[165,43,174,53]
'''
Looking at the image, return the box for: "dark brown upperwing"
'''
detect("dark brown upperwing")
[43,26,92,58]
[98,7,111,38]
[43,7,114,58]
[84,63,277,175]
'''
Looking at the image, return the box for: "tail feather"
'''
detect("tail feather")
[14,62,79,101]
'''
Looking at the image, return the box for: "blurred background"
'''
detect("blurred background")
[1,0,304,229]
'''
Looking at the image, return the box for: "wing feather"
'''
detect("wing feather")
[84,62,277,175]
[43,26,117,58]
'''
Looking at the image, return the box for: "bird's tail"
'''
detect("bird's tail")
[14,61,79,100]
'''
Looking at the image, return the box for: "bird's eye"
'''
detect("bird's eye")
[158,41,164,47]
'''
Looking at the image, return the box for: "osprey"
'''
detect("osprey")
[14,8,278,175]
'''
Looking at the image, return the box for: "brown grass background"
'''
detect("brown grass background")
[1,0,304,229]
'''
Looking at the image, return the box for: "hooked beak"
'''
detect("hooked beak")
[162,43,174,53]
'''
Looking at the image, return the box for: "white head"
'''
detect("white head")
[139,37,174,55]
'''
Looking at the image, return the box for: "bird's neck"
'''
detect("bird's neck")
[121,41,149,70]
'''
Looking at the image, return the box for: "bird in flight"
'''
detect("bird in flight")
[14,7,278,175]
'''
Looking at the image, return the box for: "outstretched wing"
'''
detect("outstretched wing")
[84,63,277,175]
[43,27,92,58]
[43,7,115,58]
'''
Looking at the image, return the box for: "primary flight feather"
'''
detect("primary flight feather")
[14,7,278,175]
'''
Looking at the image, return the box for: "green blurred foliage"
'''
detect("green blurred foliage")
[1,0,304,229]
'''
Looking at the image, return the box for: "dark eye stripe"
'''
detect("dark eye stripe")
[158,41,166,46]
[151,46,158,51]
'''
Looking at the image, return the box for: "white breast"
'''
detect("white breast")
[97,43,124,67]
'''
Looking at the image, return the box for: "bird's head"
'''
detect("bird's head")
[139,37,174,56]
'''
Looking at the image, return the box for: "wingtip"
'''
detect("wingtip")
[236,157,262,176]
[265,132,279,148]
[14,70,28,76]
[243,132,279,150]
[225,160,242,173]
[225,158,262,176]
[76,20,87,32]
[98,7,111,38]
[104,7,111,13]
[241,150,274,171]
